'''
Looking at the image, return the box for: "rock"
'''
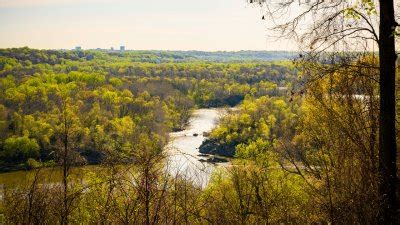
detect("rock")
[203,132,210,137]
[198,156,229,164]
[193,133,199,137]
[207,156,229,163]
[198,139,236,157]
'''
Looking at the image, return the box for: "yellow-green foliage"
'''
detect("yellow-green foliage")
[202,161,311,224]
[211,95,298,158]
[0,48,295,169]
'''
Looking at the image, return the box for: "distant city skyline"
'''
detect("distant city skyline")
[0,0,297,51]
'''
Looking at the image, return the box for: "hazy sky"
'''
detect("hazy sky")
[0,0,295,51]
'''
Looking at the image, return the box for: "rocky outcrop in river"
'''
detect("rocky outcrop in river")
[198,139,236,157]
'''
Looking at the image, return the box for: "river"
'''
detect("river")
[0,108,229,192]
[166,108,229,186]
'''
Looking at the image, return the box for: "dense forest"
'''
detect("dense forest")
[0,46,396,224]
[0,47,295,171]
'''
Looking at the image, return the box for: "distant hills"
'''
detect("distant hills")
[0,47,298,64]
[129,50,298,62]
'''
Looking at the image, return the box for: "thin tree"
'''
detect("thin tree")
[55,90,83,224]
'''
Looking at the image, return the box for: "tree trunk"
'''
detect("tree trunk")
[378,0,398,223]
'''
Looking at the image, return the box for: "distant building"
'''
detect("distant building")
[248,0,266,3]
[75,46,82,51]
[120,46,125,51]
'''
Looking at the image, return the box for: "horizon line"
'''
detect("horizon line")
[0,46,299,52]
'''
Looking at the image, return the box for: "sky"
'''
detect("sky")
[0,0,295,51]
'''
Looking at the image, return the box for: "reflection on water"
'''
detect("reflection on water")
[166,108,229,186]
[0,166,101,201]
